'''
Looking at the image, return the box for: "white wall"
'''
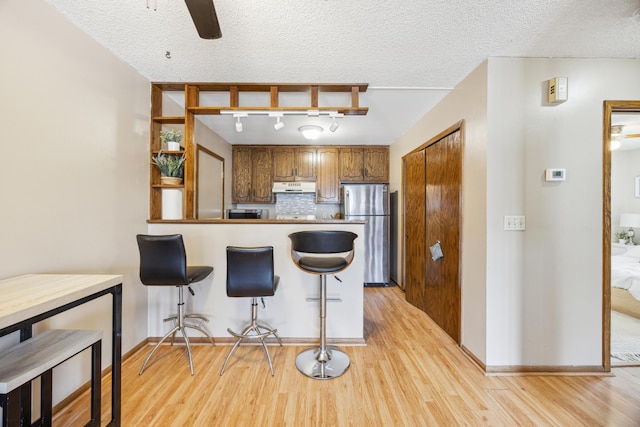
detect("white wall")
[389,62,489,362]
[194,117,233,214]
[391,57,640,368]
[0,0,149,402]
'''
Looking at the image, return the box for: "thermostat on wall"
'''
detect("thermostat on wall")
[545,168,566,181]
[547,77,568,103]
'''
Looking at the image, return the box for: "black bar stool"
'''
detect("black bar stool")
[136,234,214,376]
[288,231,358,379]
[220,246,282,376]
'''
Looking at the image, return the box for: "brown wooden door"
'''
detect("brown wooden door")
[295,147,317,181]
[251,147,273,203]
[440,131,461,342]
[424,141,443,324]
[424,130,462,343]
[316,147,339,203]
[232,146,252,202]
[272,147,295,181]
[339,147,364,181]
[404,150,426,311]
[364,147,389,182]
[403,128,462,343]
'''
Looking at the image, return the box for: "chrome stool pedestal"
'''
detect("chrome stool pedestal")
[295,273,350,379]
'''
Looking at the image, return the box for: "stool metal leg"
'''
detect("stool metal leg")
[220,298,282,376]
[140,286,213,376]
[296,274,350,380]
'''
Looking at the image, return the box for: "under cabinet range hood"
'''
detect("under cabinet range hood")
[272,182,316,193]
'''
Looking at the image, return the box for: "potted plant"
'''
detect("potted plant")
[160,129,183,151]
[615,230,628,244]
[152,151,185,185]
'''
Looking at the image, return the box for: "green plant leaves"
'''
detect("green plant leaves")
[152,152,185,177]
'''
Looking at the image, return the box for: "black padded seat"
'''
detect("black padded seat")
[220,246,282,376]
[187,266,214,284]
[297,257,348,274]
[136,234,214,376]
[288,230,358,380]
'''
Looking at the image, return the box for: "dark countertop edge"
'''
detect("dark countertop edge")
[147,219,367,224]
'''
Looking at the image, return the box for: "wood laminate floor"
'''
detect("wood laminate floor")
[54,286,640,426]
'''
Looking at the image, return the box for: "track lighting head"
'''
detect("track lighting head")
[235,115,243,132]
[328,112,343,133]
[274,116,284,131]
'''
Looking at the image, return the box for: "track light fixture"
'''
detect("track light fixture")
[234,114,246,132]
[299,125,323,140]
[329,112,343,132]
[271,113,285,131]
[222,110,347,136]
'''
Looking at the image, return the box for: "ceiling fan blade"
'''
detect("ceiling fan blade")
[625,133,640,138]
[184,0,222,39]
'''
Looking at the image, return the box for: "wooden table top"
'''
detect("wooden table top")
[0,274,123,331]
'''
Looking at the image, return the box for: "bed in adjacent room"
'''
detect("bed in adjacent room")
[611,244,640,319]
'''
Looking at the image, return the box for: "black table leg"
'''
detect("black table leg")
[108,284,122,427]
[19,327,32,426]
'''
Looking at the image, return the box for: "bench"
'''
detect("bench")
[0,329,102,427]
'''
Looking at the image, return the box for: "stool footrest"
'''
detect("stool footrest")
[227,328,272,340]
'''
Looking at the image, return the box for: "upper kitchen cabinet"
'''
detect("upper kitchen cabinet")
[316,147,340,203]
[272,147,317,182]
[232,146,274,203]
[339,146,389,182]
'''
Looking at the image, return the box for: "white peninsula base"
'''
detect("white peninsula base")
[146,222,366,343]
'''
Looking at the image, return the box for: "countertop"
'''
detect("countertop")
[147,218,367,224]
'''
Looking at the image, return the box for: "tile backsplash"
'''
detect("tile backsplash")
[275,193,317,216]
[236,193,341,219]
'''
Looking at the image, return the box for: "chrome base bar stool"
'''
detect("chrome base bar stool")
[288,231,357,380]
[136,234,214,376]
[220,246,282,376]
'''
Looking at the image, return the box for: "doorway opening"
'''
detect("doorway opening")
[603,101,640,370]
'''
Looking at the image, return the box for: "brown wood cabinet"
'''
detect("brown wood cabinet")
[231,144,388,204]
[339,146,389,182]
[232,146,273,203]
[272,147,316,181]
[315,147,340,203]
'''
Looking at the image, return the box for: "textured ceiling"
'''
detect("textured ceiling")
[44,0,640,145]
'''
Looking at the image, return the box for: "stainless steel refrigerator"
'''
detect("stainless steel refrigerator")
[343,183,389,286]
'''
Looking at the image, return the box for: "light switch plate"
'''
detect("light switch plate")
[504,216,526,231]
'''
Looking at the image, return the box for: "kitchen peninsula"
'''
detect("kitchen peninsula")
[146,219,366,343]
